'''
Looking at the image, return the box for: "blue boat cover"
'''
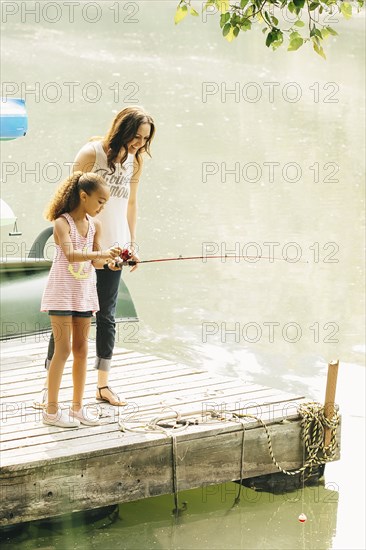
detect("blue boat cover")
[0,98,28,140]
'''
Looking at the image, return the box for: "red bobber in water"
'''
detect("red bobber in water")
[298,513,307,523]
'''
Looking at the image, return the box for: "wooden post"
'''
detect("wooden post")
[324,360,339,447]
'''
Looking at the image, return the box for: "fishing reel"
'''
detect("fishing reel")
[115,249,137,268]
[103,249,137,270]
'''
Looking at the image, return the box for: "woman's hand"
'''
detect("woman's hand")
[128,251,140,272]
[104,260,122,271]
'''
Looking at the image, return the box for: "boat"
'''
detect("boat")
[0,98,28,140]
[0,227,138,340]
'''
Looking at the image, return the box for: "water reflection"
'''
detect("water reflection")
[1,483,339,550]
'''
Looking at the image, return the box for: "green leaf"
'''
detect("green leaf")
[309,1,319,10]
[220,12,230,27]
[244,4,256,18]
[288,2,296,13]
[264,10,272,25]
[190,7,199,16]
[266,29,275,47]
[290,31,301,39]
[240,0,250,7]
[326,26,338,36]
[294,20,305,27]
[233,26,240,37]
[288,37,304,51]
[341,2,352,19]
[271,16,279,26]
[241,18,252,31]
[310,27,322,39]
[321,27,330,39]
[174,5,188,25]
[222,22,231,36]
[272,31,284,50]
[312,38,326,59]
[203,0,215,12]
[293,0,305,8]
[224,25,237,42]
[216,0,230,13]
[266,28,283,50]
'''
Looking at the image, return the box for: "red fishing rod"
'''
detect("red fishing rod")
[115,250,309,267]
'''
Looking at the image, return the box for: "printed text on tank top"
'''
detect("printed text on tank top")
[87,140,133,250]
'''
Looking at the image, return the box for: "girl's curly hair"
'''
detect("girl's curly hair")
[44,171,107,221]
[103,106,155,174]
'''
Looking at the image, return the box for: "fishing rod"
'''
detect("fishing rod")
[114,250,309,267]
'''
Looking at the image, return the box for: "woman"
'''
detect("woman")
[35,106,155,407]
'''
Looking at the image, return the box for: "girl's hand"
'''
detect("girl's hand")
[103,247,121,260]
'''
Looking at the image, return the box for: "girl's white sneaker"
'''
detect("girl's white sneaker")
[70,406,101,426]
[43,409,80,428]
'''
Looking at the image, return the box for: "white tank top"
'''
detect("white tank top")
[85,140,134,250]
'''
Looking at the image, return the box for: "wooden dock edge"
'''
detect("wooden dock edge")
[0,415,341,527]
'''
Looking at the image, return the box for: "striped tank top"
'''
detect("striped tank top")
[41,213,99,313]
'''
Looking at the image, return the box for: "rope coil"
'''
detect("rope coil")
[232,401,340,478]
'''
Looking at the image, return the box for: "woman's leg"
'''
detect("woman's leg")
[71,316,91,411]
[95,269,126,405]
[46,331,55,369]
[33,331,54,409]
[95,268,121,369]
[47,316,72,415]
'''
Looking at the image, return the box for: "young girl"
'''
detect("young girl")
[41,171,121,428]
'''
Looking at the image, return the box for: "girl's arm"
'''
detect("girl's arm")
[54,217,119,263]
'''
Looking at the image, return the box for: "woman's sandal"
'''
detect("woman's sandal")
[96,386,127,406]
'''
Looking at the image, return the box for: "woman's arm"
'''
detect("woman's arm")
[54,217,119,263]
[127,157,143,272]
[72,143,96,174]
[91,218,106,269]
[91,219,122,270]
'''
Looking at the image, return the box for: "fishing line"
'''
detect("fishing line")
[118,253,310,267]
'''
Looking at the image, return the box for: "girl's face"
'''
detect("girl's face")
[82,186,110,217]
[127,123,151,155]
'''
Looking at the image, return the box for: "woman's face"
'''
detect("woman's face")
[127,123,151,155]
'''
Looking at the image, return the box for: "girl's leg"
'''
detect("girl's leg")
[71,316,91,412]
[47,316,72,415]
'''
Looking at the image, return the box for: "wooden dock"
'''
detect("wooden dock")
[0,337,340,526]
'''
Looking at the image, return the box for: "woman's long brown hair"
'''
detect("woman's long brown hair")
[102,106,155,173]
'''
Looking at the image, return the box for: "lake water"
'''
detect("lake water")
[1,1,365,549]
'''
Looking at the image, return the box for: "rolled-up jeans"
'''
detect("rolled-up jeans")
[46,268,122,372]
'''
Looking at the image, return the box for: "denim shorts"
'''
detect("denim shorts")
[48,310,93,318]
